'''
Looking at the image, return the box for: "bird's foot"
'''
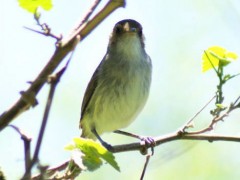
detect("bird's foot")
[139,136,156,155]
[101,141,114,152]
[91,128,114,152]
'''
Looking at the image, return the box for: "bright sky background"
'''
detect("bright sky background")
[1,0,240,179]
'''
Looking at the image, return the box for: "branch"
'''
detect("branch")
[32,92,240,179]
[185,95,240,135]
[111,132,240,153]
[0,0,126,131]
[72,0,101,32]
[140,154,151,180]
[32,132,240,179]
[181,95,216,132]
[22,56,73,179]
[23,26,62,42]
[8,125,32,178]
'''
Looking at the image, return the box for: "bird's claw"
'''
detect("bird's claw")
[140,136,156,146]
[102,142,114,152]
[139,136,156,155]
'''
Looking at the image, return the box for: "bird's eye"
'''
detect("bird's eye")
[115,24,122,34]
[138,29,143,37]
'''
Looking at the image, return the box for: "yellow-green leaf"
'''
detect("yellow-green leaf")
[65,138,120,172]
[202,46,238,72]
[18,0,53,13]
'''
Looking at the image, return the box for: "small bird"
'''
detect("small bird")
[80,19,152,149]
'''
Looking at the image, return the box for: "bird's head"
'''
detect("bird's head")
[109,19,145,50]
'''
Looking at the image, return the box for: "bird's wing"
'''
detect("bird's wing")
[80,55,106,121]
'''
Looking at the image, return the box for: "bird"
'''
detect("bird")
[79,19,152,150]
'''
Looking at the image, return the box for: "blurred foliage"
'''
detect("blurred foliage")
[0,167,6,180]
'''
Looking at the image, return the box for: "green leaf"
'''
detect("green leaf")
[18,0,53,13]
[65,138,120,172]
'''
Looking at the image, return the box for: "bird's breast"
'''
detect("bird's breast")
[90,54,151,133]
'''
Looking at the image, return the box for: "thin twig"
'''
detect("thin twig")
[186,110,228,135]
[61,0,126,46]
[186,95,240,135]
[73,0,101,32]
[181,95,216,132]
[24,26,62,41]
[8,125,32,178]
[22,58,71,179]
[140,154,151,180]
[26,9,63,41]
[22,76,56,179]
[233,95,240,106]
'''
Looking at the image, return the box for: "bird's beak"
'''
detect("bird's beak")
[123,22,137,33]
